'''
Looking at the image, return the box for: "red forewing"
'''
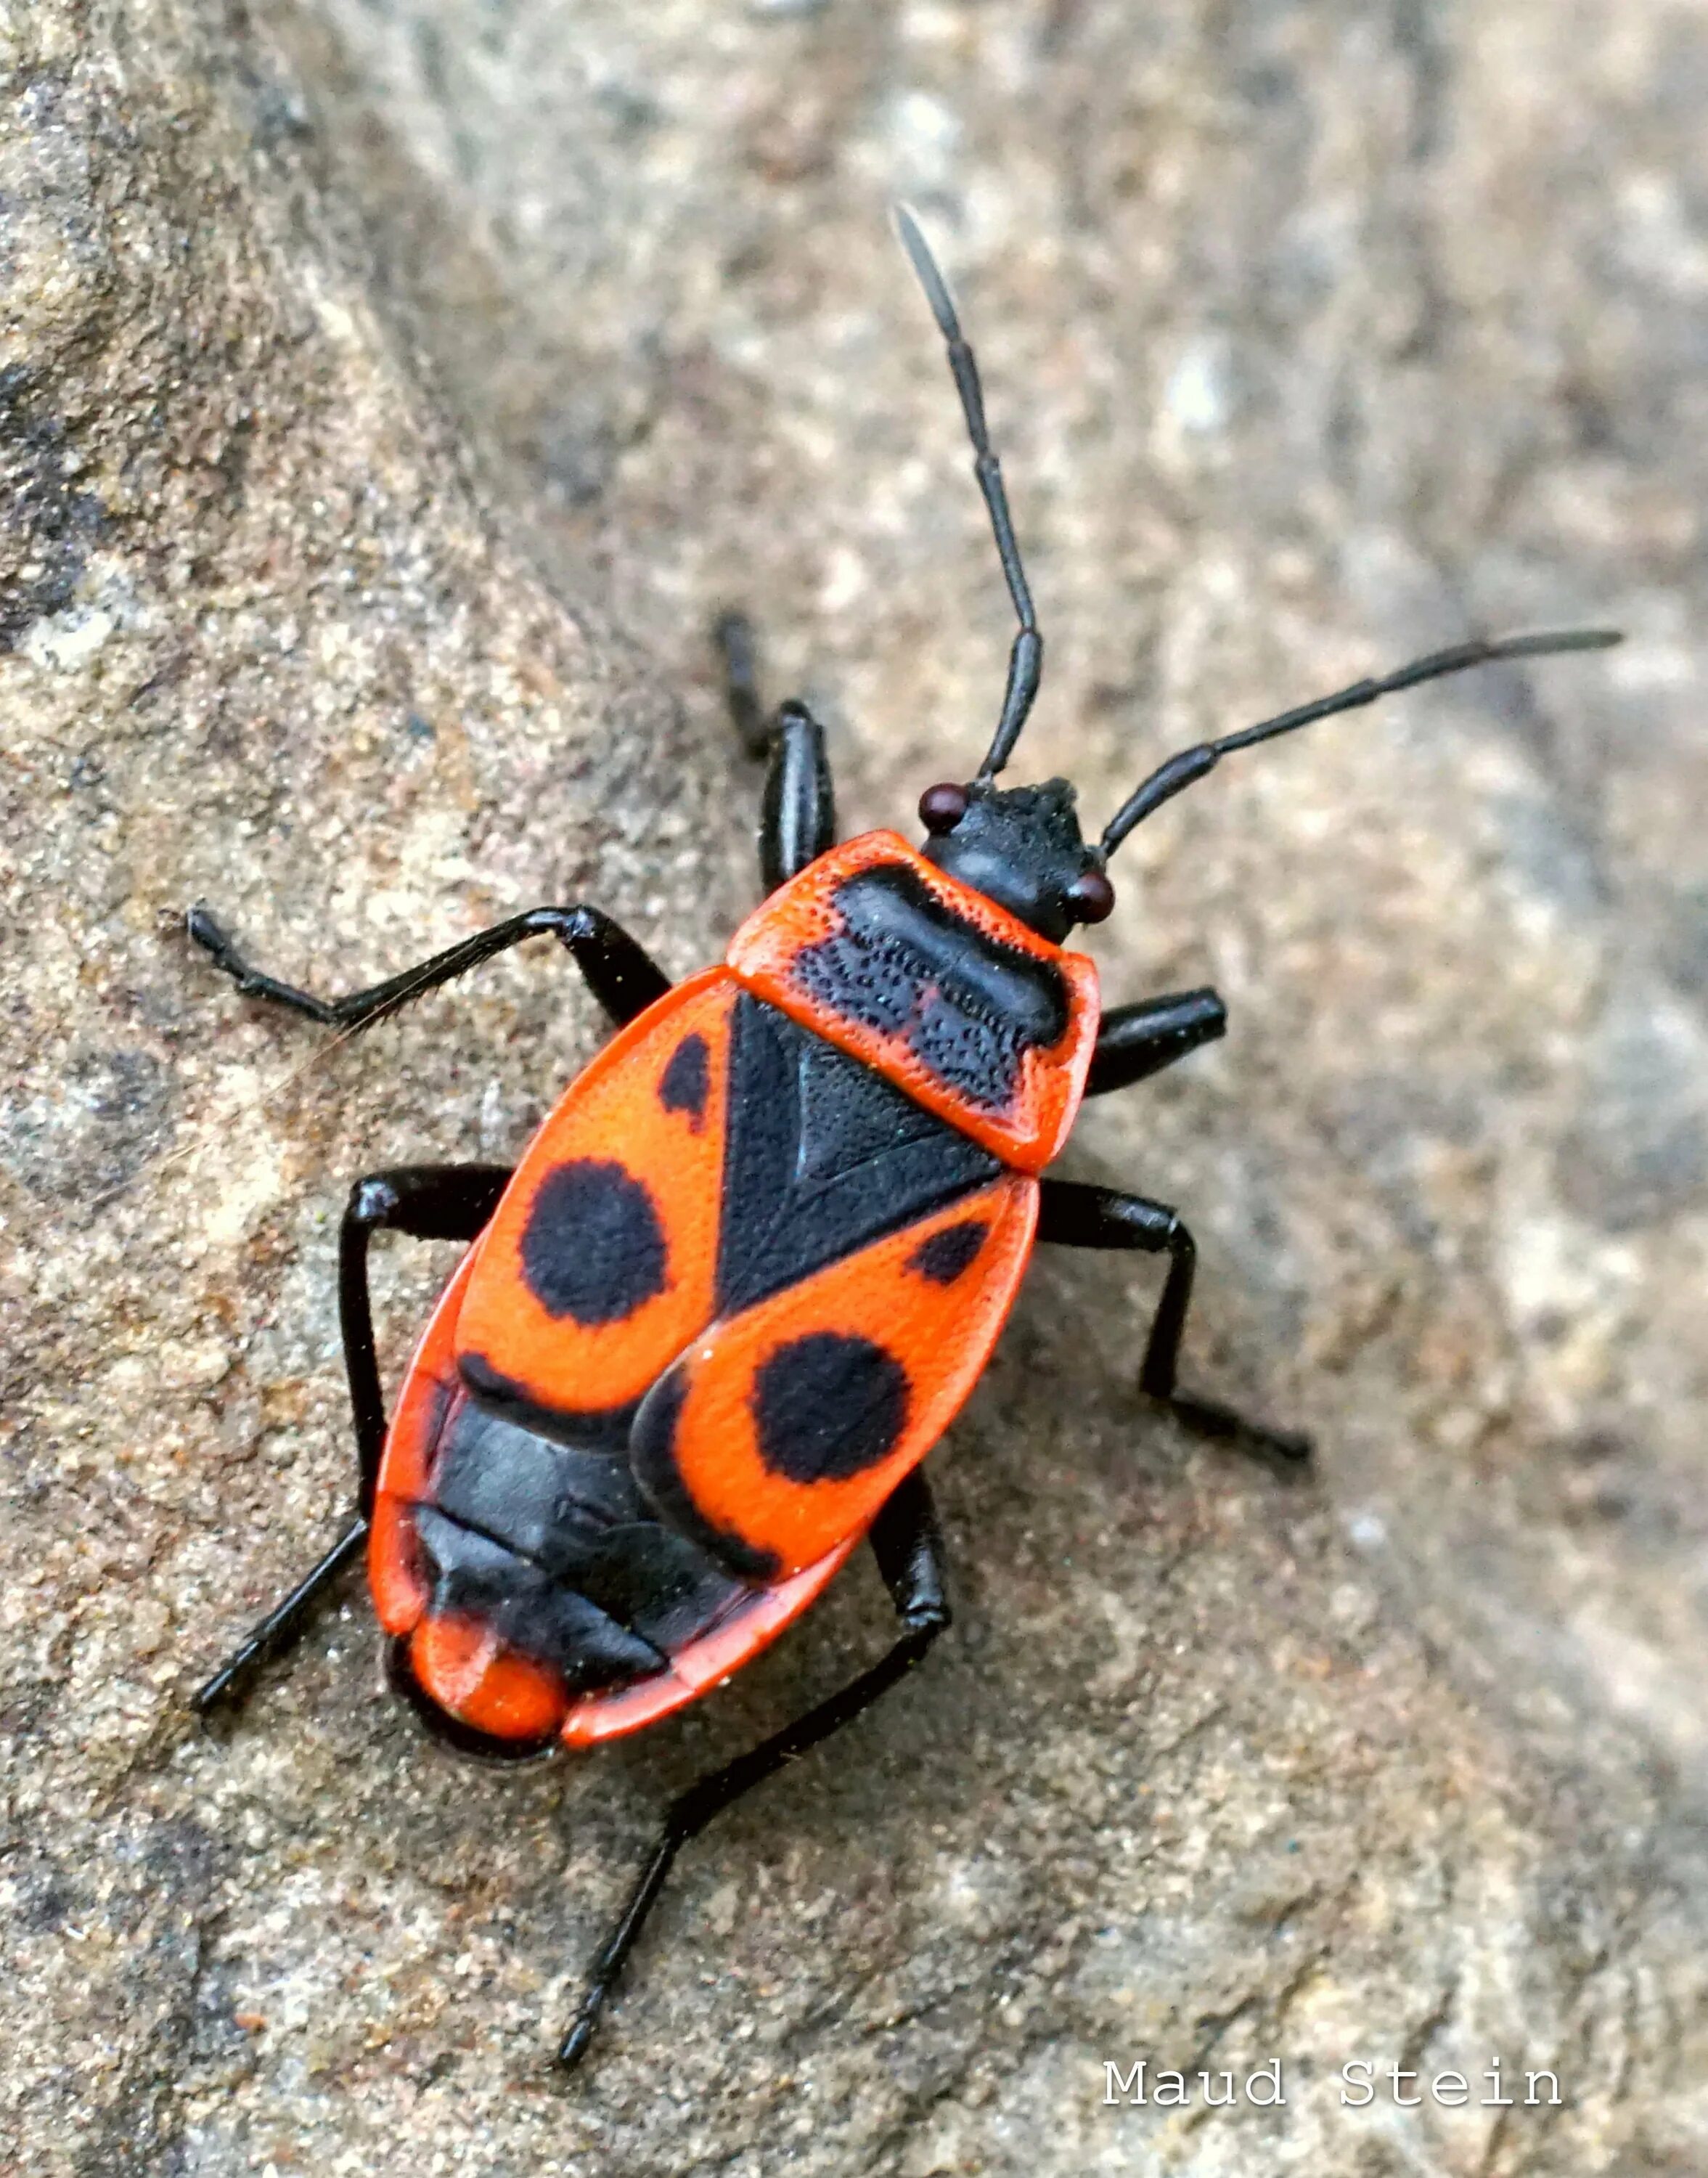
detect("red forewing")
[632,1177,1037,1577]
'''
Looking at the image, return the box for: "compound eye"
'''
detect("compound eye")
[918,781,970,835]
[1066,866,1116,924]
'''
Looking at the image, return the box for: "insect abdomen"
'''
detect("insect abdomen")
[386,1382,751,1749]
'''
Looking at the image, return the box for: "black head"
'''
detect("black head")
[918,776,1114,942]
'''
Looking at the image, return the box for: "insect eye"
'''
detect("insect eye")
[1066,867,1116,924]
[918,782,970,834]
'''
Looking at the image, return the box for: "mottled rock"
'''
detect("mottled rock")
[4,2,1706,2174]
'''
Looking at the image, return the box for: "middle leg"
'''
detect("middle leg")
[1038,1180,1309,1465]
[188,902,670,1036]
[193,1162,512,1717]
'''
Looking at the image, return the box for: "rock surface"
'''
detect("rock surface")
[3,1,1705,2172]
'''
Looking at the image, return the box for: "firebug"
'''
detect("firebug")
[188,207,1618,2068]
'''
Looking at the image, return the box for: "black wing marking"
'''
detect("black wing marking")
[715,993,1002,1318]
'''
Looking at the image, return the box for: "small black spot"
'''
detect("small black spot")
[520,1159,666,1324]
[658,1032,711,1129]
[907,1220,988,1285]
[751,1333,910,1484]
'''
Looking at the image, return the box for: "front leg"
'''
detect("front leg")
[759,701,836,890]
[1086,988,1226,1097]
[193,1162,512,1717]
[1038,1179,1309,1466]
[187,901,670,1035]
[714,611,836,889]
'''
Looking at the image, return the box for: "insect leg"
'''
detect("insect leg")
[1085,988,1227,1097]
[759,701,836,890]
[714,611,836,888]
[557,1469,949,2073]
[192,1162,512,1718]
[714,608,770,759]
[187,902,671,1034]
[1037,1180,1311,1466]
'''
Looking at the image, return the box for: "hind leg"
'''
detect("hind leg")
[557,1469,949,2071]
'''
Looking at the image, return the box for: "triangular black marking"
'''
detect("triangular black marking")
[716,994,1000,1318]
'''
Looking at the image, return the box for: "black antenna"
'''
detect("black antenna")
[1100,627,1623,856]
[894,204,1042,781]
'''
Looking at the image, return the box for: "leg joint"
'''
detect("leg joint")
[544,903,598,946]
[346,1173,401,1228]
[900,1596,951,1640]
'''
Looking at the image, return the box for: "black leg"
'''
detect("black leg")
[714,608,770,759]
[1038,1180,1310,1466]
[338,1167,515,1512]
[187,901,670,1035]
[192,1162,512,1718]
[1086,988,1227,1098]
[759,702,835,890]
[557,1468,950,2073]
[714,611,836,889]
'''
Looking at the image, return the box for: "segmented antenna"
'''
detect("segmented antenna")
[894,205,1043,780]
[1100,627,1623,855]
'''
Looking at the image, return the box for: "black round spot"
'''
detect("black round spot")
[520,1159,667,1324]
[907,1220,988,1285]
[751,1332,910,1484]
[658,1032,710,1129]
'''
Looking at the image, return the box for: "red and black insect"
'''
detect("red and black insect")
[189,208,1617,2068]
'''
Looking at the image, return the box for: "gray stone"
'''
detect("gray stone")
[4,1,1706,2171]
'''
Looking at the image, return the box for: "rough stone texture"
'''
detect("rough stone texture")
[3,2,1706,2173]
